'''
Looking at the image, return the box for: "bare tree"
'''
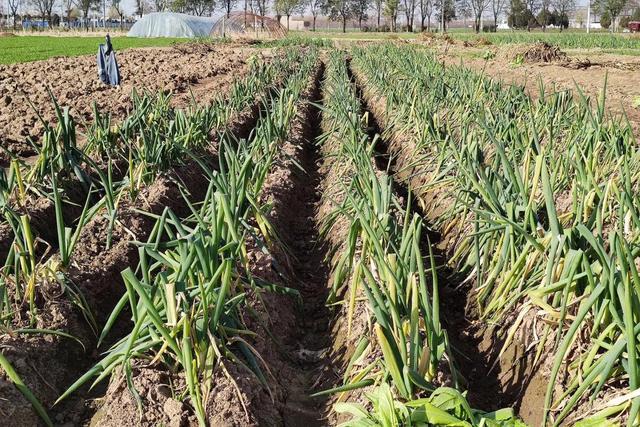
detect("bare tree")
[402,0,417,30]
[8,0,22,29]
[254,0,267,16]
[325,0,354,32]
[111,0,125,27]
[185,0,212,15]
[524,0,540,29]
[436,0,455,31]
[135,0,151,16]
[468,0,490,31]
[458,0,472,24]
[352,0,370,28]
[273,0,282,21]
[221,0,236,16]
[551,0,573,31]
[275,0,301,28]
[373,0,382,27]
[385,0,399,30]
[539,0,550,30]
[491,0,506,26]
[31,0,56,25]
[62,0,74,24]
[308,0,326,30]
[419,0,433,30]
[75,0,97,28]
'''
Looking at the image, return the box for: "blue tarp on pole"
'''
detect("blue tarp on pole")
[97,35,121,86]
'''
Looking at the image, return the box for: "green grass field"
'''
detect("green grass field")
[0,36,188,64]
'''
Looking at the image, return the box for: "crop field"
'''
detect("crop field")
[452,32,640,50]
[0,34,640,427]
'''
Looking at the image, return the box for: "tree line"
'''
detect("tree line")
[4,0,640,32]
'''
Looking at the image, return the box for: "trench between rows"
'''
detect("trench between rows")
[345,58,528,417]
[75,59,335,426]
[262,61,340,426]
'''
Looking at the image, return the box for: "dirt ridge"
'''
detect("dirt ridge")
[348,60,538,421]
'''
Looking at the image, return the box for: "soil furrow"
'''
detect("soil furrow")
[85,59,332,427]
[348,61,522,415]
[256,62,336,426]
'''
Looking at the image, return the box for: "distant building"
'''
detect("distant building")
[279,17,308,31]
[569,6,601,29]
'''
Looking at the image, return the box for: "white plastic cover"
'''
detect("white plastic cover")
[128,12,217,38]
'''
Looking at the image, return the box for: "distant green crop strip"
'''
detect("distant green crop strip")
[451,32,640,50]
[0,36,190,64]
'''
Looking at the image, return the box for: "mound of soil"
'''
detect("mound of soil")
[463,37,493,47]
[419,32,456,46]
[0,32,16,37]
[516,42,567,63]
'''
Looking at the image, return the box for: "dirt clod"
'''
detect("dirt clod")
[163,398,185,418]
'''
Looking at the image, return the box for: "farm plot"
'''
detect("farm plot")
[0,45,322,425]
[450,32,640,51]
[0,43,253,165]
[3,39,640,427]
[351,43,640,426]
[0,38,521,426]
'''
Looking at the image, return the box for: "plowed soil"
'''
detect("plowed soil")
[0,43,254,162]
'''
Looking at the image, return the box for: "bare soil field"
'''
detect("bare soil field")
[0,43,252,164]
